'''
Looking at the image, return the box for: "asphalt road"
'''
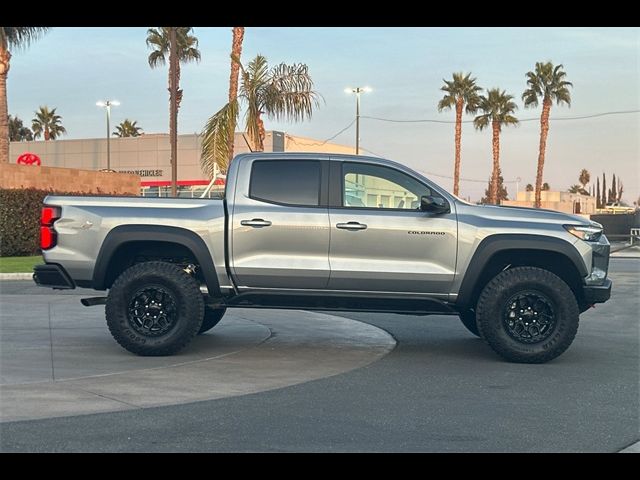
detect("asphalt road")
[1,259,638,452]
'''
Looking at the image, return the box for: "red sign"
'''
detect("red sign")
[17,152,41,166]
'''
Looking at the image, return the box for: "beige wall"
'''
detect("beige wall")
[0,163,140,195]
[502,190,597,214]
[9,131,347,184]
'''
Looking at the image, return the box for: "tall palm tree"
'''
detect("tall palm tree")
[32,106,66,140]
[1,27,49,162]
[146,27,201,111]
[473,89,519,205]
[226,27,245,170]
[522,62,572,208]
[579,168,590,190]
[201,54,320,176]
[8,114,33,141]
[113,119,143,137]
[437,72,482,197]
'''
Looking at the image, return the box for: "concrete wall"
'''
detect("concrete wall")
[502,190,597,214]
[8,131,348,185]
[0,163,140,195]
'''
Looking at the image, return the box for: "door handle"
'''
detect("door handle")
[336,222,367,231]
[241,218,272,227]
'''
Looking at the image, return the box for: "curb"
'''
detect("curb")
[0,273,33,280]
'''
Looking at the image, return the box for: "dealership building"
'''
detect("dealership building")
[9,131,354,197]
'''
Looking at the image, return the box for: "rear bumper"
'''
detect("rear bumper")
[33,264,75,289]
[583,278,612,305]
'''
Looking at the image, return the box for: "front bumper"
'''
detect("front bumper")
[33,264,75,289]
[583,278,612,304]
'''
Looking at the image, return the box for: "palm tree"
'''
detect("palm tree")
[1,27,50,162]
[579,168,590,190]
[201,54,320,176]
[8,114,33,141]
[525,183,534,192]
[113,119,143,137]
[473,89,519,205]
[522,62,572,208]
[568,184,584,194]
[226,27,245,170]
[32,106,66,140]
[437,72,482,197]
[542,182,551,191]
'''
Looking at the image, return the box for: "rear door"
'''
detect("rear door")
[327,161,457,295]
[230,158,330,289]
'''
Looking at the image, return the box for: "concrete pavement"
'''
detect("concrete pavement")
[0,284,395,422]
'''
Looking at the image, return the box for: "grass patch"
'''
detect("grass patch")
[0,255,42,273]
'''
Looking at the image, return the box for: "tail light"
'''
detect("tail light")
[40,206,61,250]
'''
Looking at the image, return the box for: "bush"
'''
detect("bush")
[0,188,132,257]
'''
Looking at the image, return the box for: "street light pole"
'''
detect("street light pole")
[169,27,178,198]
[345,87,371,155]
[96,100,119,171]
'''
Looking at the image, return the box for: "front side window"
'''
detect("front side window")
[250,160,321,206]
[342,163,431,210]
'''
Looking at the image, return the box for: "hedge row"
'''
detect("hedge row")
[0,188,130,257]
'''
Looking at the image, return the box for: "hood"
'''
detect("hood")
[457,202,596,227]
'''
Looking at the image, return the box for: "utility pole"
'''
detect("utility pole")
[345,86,371,155]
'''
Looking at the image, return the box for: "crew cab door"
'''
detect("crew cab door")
[327,161,457,295]
[230,158,330,289]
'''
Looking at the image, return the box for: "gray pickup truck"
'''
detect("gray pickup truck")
[33,152,612,363]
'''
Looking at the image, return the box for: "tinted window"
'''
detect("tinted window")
[250,160,321,206]
[343,163,431,209]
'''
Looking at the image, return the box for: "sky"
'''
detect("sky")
[7,27,640,203]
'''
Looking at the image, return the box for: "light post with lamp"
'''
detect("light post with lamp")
[344,86,371,155]
[96,100,120,171]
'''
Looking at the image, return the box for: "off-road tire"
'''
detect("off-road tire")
[476,266,579,364]
[198,306,227,334]
[106,261,204,356]
[459,310,481,337]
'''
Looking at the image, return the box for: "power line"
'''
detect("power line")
[361,109,640,124]
[285,119,355,146]
[359,145,519,184]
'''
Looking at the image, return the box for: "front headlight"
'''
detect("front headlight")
[564,224,603,242]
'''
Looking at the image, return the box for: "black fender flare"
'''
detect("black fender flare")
[455,234,588,309]
[92,225,221,297]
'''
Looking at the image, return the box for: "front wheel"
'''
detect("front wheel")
[476,266,579,364]
[106,261,204,356]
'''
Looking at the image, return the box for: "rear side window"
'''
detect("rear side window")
[250,160,321,206]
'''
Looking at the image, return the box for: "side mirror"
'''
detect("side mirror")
[420,195,450,214]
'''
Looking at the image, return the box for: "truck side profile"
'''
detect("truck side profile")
[33,153,612,363]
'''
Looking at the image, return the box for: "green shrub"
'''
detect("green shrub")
[0,188,132,257]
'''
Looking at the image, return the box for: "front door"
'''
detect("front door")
[231,158,330,289]
[328,161,457,295]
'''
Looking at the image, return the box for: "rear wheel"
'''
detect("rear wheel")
[198,306,227,334]
[106,261,204,356]
[476,266,579,364]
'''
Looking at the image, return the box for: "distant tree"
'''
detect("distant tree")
[596,177,601,208]
[1,27,50,162]
[568,184,584,194]
[522,61,572,208]
[437,72,482,197]
[617,180,624,203]
[525,183,534,192]
[473,88,518,205]
[113,119,143,137]
[601,173,607,207]
[610,174,617,203]
[32,106,66,140]
[579,168,590,189]
[8,114,33,141]
[542,182,550,191]
[481,167,509,204]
